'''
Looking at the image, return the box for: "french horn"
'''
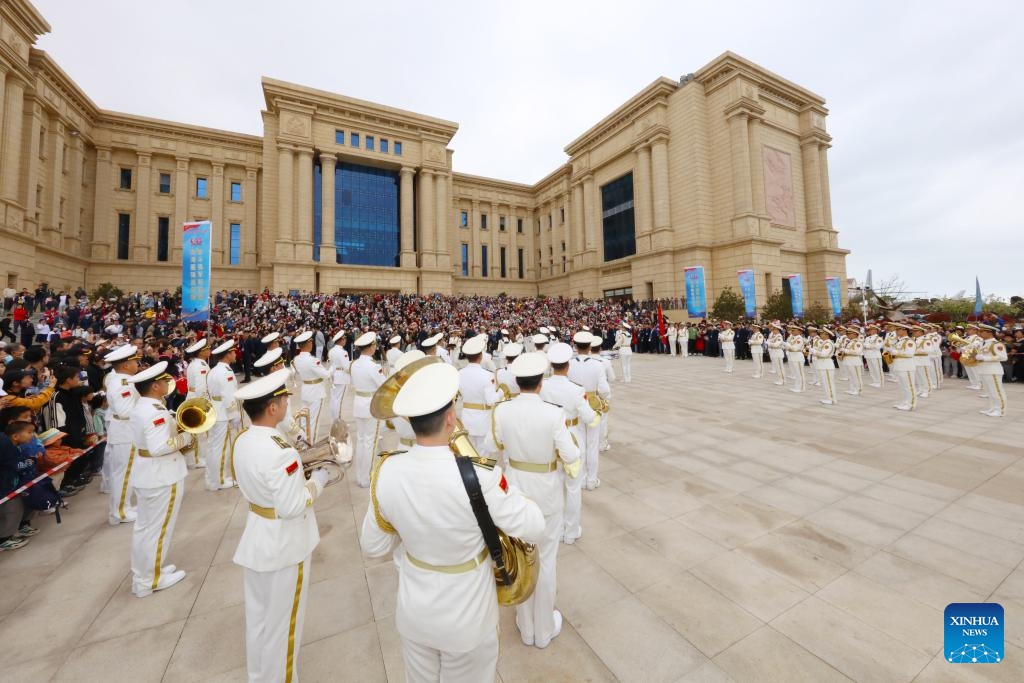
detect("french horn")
[175,397,216,434]
[370,356,538,606]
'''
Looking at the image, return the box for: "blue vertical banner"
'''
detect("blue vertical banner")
[974,277,983,316]
[737,269,756,319]
[684,266,707,318]
[788,273,804,318]
[181,220,212,322]
[826,276,842,317]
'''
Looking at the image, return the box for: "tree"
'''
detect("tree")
[711,286,745,321]
[760,289,792,322]
[804,301,833,324]
[91,282,123,301]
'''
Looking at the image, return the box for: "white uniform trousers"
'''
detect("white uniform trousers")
[620,355,632,382]
[402,629,499,683]
[752,350,764,378]
[723,347,735,372]
[329,384,347,426]
[845,362,864,395]
[563,425,586,542]
[931,356,943,389]
[980,374,1006,416]
[354,417,380,488]
[897,369,918,410]
[188,431,207,469]
[99,445,112,493]
[583,422,600,489]
[108,441,137,524]
[866,357,883,387]
[206,421,234,489]
[244,556,312,683]
[599,411,610,451]
[668,337,677,356]
[516,510,563,645]
[837,360,849,381]
[787,353,806,392]
[965,363,981,389]
[301,395,326,444]
[915,362,932,397]
[130,480,184,593]
[819,367,837,404]
[769,351,786,384]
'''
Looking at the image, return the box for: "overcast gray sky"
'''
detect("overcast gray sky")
[33,0,1024,299]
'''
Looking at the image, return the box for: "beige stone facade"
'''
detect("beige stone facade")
[0,0,847,312]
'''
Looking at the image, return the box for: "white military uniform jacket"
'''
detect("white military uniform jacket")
[568,355,611,400]
[495,366,520,399]
[351,354,385,419]
[185,358,210,398]
[975,339,1008,375]
[129,397,189,489]
[891,336,916,371]
[385,347,404,373]
[233,426,321,572]
[104,370,139,445]
[207,362,238,422]
[812,339,835,369]
[328,345,351,386]
[720,329,736,349]
[749,331,765,350]
[293,351,329,402]
[767,331,786,355]
[615,330,632,354]
[540,375,598,429]
[843,338,864,366]
[863,334,883,359]
[913,336,933,366]
[360,445,544,652]
[785,335,806,356]
[458,362,502,438]
[487,394,580,517]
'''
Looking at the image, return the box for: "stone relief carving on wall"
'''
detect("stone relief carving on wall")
[282,113,309,137]
[762,146,795,227]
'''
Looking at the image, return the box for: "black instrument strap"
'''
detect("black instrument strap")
[454,456,511,585]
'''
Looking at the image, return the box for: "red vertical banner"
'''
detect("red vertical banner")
[657,302,666,343]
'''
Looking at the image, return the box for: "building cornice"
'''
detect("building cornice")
[28,49,101,124]
[695,51,826,109]
[564,77,678,156]
[3,0,50,39]
[96,111,264,152]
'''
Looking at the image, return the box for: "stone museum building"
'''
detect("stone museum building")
[0,0,847,310]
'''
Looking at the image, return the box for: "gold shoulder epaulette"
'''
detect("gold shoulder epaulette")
[271,435,290,449]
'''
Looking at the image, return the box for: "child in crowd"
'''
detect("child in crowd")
[0,419,40,550]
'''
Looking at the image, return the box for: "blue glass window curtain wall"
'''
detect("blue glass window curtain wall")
[601,172,636,262]
[313,160,401,266]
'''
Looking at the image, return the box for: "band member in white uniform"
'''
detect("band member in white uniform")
[890,323,918,411]
[927,323,944,390]
[615,323,633,382]
[127,361,189,597]
[252,349,305,448]
[975,324,1008,417]
[420,333,442,360]
[863,323,884,388]
[785,325,807,393]
[568,331,610,490]
[805,326,820,387]
[390,351,426,449]
[351,332,385,488]
[360,362,544,683]
[843,327,865,395]
[749,325,765,378]
[205,340,239,491]
[457,335,502,456]
[184,338,211,469]
[233,369,330,683]
[104,344,140,525]
[812,328,838,405]
[962,323,983,390]
[911,325,934,398]
[495,342,523,401]
[487,352,579,649]
[667,323,678,357]
[386,335,404,372]
[767,322,787,385]
[327,330,350,426]
[720,321,736,372]
[292,331,330,444]
[590,334,614,451]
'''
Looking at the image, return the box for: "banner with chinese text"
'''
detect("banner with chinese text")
[737,269,756,318]
[826,276,842,317]
[684,266,707,318]
[787,273,804,318]
[181,221,212,322]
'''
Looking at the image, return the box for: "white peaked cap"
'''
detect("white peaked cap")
[389,335,402,345]
[185,339,207,353]
[212,339,235,354]
[355,332,377,347]
[261,331,280,344]
[503,342,523,358]
[294,331,313,344]
[104,344,138,363]
[547,342,573,364]
[462,335,486,356]
[510,351,548,378]
[538,326,549,334]
[235,368,292,402]
[129,360,170,384]
[532,333,549,345]
[394,349,426,373]
[393,363,459,417]
[573,331,593,345]
[590,335,603,347]
[420,335,439,349]
[253,347,284,368]
[331,330,346,343]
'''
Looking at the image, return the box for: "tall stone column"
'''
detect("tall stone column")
[524,210,534,280]
[319,155,336,263]
[801,138,823,230]
[22,103,44,235]
[582,175,597,266]
[399,167,416,267]
[509,205,518,278]
[210,162,225,263]
[434,172,450,271]
[489,201,499,276]
[172,156,189,259]
[133,152,152,260]
[0,66,7,166]
[728,112,753,216]
[748,117,767,217]
[633,144,652,253]
[650,135,671,249]
[1,75,25,204]
[470,200,480,276]
[571,183,585,268]
[43,118,66,247]
[418,170,436,269]
[66,136,84,254]
[276,145,294,259]
[818,143,833,229]
[539,204,550,277]
[91,146,113,259]
[244,167,258,266]
[296,150,313,257]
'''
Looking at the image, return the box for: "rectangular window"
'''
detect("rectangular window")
[500,246,507,278]
[117,213,130,260]
[562,256,567,273]
[313,160,402,267]
[499,215,506,232]
[380,139,389,154]
[230,181,242,202]
[230,222,241,265]
[548,213,552,229]
[157,216,169,262]
[601,172,637,261]
[366,136,375,151]
[196,176,208,198]
[481,245,488,277]
[62,145,68,173]
[517,248,524,279]
[35,185,42,207]
[394,141,402,156]
[481,213,488,230]
[560,207,565,223]
[461,243,469,276]
[460,210,468,227]
[120,168,132,190]
[335,129,345,145]
[517,218,523,234]
[350,132,360,148]
[159,173,171,194]
[561,241,566,252]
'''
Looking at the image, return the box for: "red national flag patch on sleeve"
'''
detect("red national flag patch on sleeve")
[153,417,166,426]
[200,370,207,375]
[499,474,508,493]
[121,391,131,398]
[227,376,234,382]
[286,461,299,475]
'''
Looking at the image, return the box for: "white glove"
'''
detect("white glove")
[563,458,582,479]
[310,468,330,490]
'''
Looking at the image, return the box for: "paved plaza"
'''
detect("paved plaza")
[1,353,1022,683]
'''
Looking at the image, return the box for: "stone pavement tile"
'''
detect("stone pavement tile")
[0,565,51,617]
[992,565,1024,603]
[634,517,729,569]
[555,547,631,627]
[0,589,110,660]
[678,497,795,549]
[584,488,669,531]
[819,458,894,482]
[375,616,406,683]
[816,571,943,657]
[55,619,184,683]
[913,644,1024,682]
[579,531,676,593]
[302,622,388,682]
[172,527,229,570]
[301,571,375,645]
[660,452,718,475]
[163,604,246,682]
[23,529,130,607]
[0,526,92,575]
[834,493,931,533]
[629,480,707,517]
[675,661,737,683]
[746,446,833,474]
[957,492,1024,524]
[713,625,853,683]
[365,560,398,620]
[935,503,1024,546]
[497,606,617,683]
[914,517,1024,568]
[570,499,629,543]
[201,668,248,682]
[744,482,831,517]
[695,466,762,494]
[311,527,366,581]
[903,454,1006,492]
[637,575,763,657]
[212,524,244,565]
[595,465,661,495]
[804,505,909,547]
[772,596,933,683]
[800,464,878,493]
[886,534,1011,594]
[690,550,809,622]
[859,481,954,515]
[774,473,851,503]
[81,571,203,645]
[971,471,1024,508]
[853,551,986,612]
[574,596,708,683]
[987,594,1024,649]
[191,559,244,616]
[0,654,63,683]
[726,460,789,484]
[735,532,849,592]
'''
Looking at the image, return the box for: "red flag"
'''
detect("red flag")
[657,302,666,343]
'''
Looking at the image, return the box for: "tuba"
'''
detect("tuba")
[175,397,216,434]
[948,333,979,367]
[370,356,538,606]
